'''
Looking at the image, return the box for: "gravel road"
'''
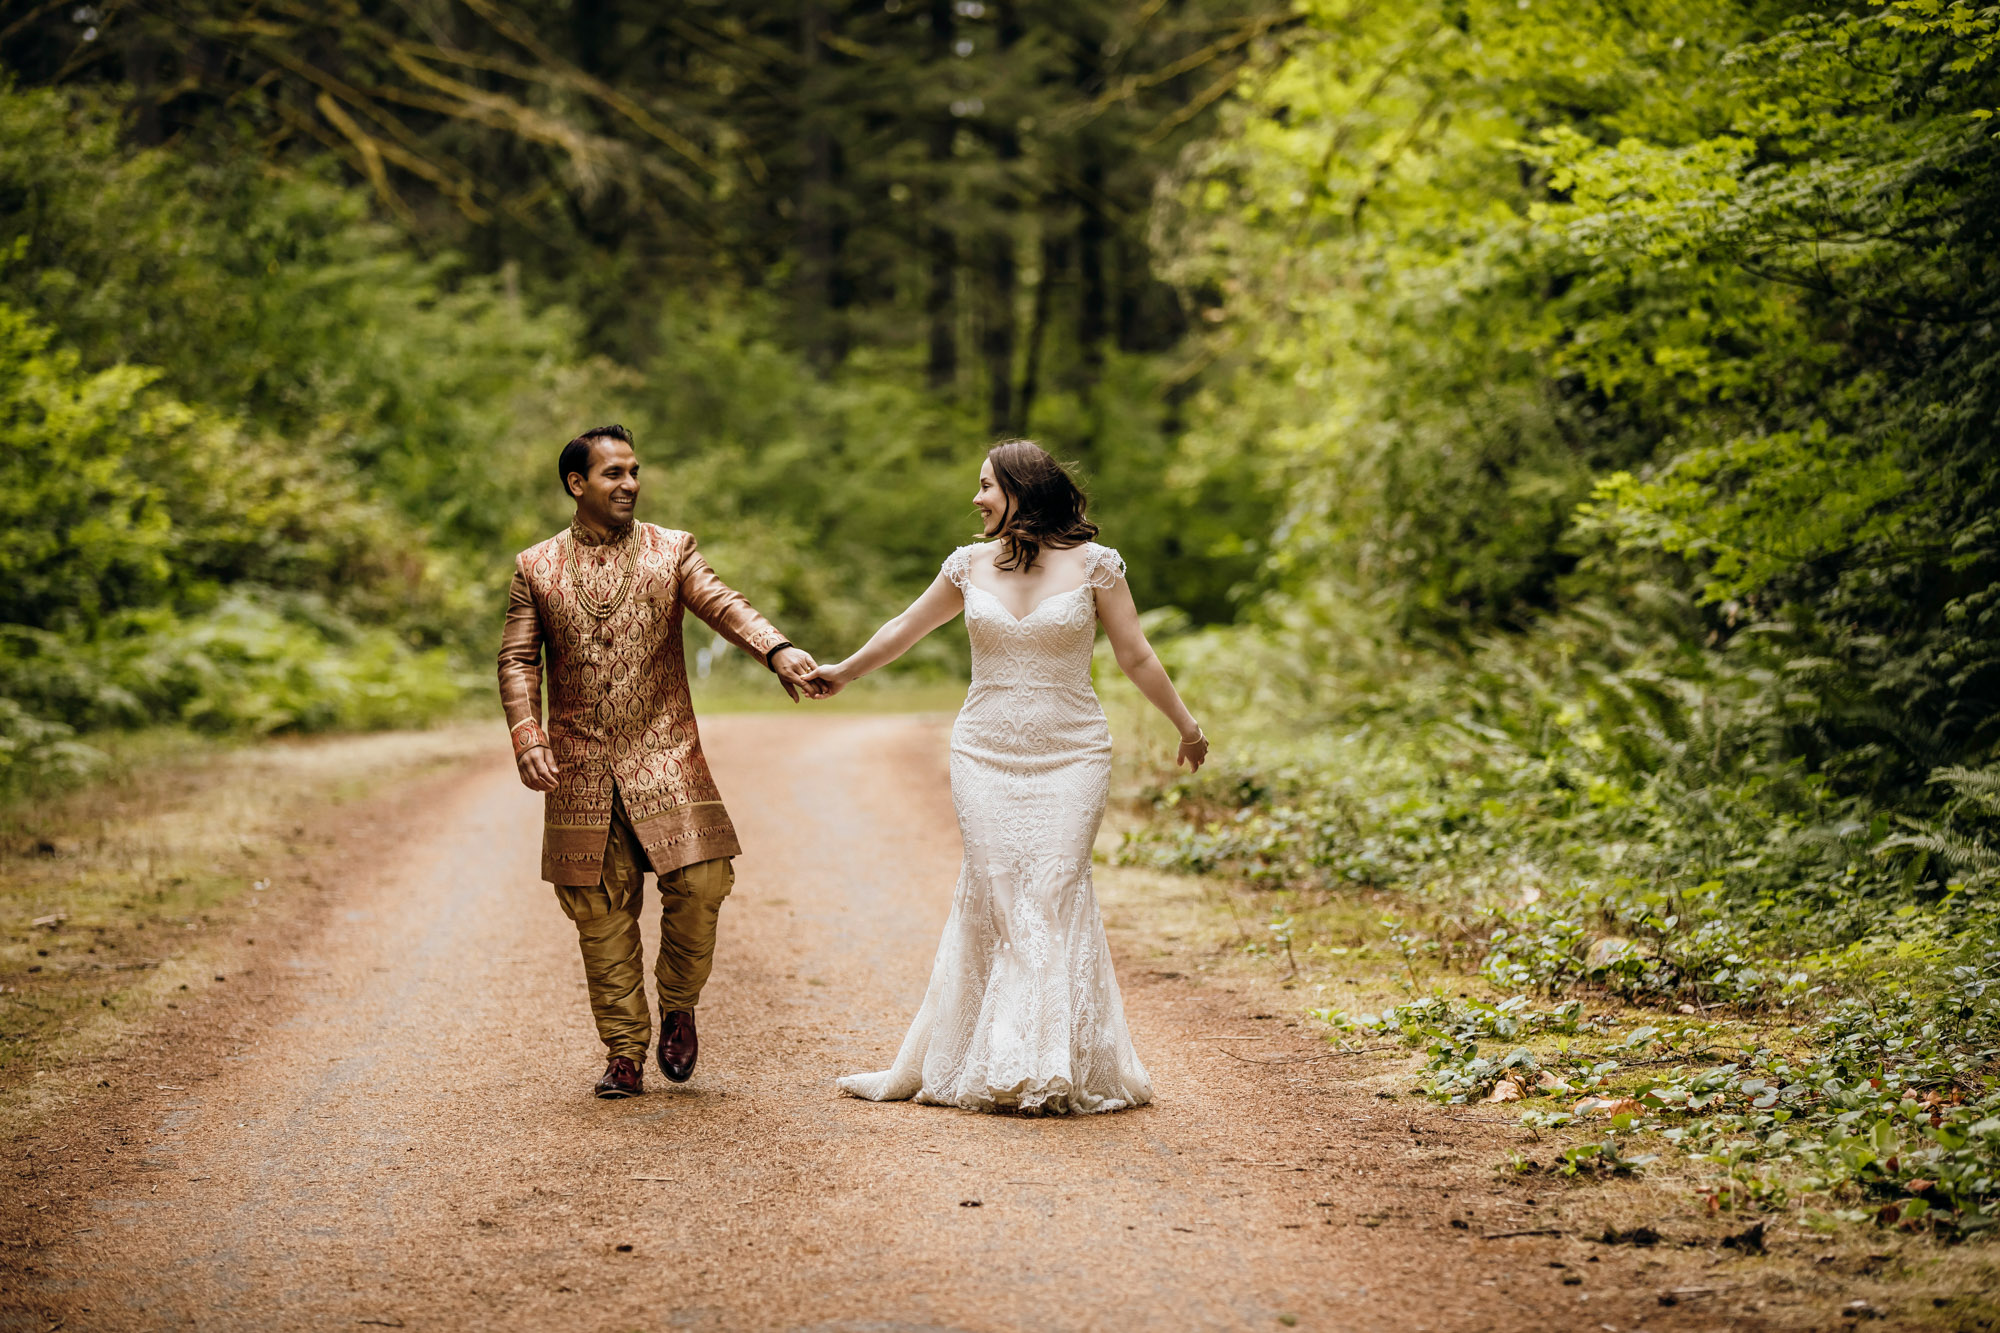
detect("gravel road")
[2,713,1743,1331]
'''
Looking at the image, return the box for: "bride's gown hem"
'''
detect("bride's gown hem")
[837,541,1153,1116]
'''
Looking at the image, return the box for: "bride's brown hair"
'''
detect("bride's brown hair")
[986,439,1099,572]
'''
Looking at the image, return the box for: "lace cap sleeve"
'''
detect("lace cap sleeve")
[1085,543,1127,590]
[941,545,975,591]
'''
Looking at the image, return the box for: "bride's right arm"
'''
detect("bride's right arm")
[811,572,964,694]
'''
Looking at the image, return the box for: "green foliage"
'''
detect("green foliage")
[0,697,103,798]
[0,84,608,578]
[0,296,415,631]
[1578,426,1910,606]
[1325,992,1582,1101]
[1122,586,1998,1227]
[1166,0,2000,791]
[0,82,591,786]
[0,282,469,792]
[1110,0,2000,1234]
[0,73,1269,800]
[5,1,1281,423]
[0,303,172,628]
[0,595,469,738]
[1639,960,2000,1237]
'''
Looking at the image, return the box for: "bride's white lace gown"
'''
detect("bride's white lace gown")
[838,542,1153,1114]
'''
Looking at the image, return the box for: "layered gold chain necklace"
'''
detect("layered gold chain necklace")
[567,519,638,622]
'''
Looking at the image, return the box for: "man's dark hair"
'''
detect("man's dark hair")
[558,424,634,495]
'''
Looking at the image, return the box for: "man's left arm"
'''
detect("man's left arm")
[677,535,821,699]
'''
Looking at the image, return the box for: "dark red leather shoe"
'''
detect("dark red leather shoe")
[594,1054,644,1099]
[659,1010,698,1083]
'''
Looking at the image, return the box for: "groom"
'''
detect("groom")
[497,424,821,1099]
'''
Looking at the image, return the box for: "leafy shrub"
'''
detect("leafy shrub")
[0,697,103,798]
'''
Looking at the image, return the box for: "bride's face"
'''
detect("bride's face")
[974,459,1011,537]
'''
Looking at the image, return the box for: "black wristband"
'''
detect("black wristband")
[764,641,795,670]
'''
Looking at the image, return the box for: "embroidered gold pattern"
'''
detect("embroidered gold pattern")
[498,524,786,885]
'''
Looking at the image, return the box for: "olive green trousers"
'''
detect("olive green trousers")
[553,788,734,1063]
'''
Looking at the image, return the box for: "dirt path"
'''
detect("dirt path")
[4,714,1768,1331]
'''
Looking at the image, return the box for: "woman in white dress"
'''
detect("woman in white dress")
[807,440,1209,1114]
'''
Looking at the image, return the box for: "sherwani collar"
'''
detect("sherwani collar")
[570,516,635,548]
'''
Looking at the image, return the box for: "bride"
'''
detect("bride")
[807,439,1209,1115]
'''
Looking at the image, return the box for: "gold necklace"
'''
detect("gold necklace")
[567,520,637,622]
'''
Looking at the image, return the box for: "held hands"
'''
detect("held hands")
[516,745,559,792]
[803,661,850,699]
[771,645,828,701]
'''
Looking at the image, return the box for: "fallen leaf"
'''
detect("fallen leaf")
[1573,1096,1646,1117]
[1483,1080,1525,1104]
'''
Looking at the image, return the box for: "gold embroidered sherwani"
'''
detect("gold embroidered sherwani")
[497,522,788,887]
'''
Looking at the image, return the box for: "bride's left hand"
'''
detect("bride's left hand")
[1177,729,1209,772]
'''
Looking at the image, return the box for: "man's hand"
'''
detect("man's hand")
[771,645,825,701]
[517,746,559,792]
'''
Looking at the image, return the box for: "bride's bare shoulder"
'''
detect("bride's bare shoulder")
[1045,543,1096,577]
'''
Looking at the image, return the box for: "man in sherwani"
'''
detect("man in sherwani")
[498,424,821,1098]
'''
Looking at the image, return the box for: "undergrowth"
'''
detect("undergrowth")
[1111,607,2000,1242]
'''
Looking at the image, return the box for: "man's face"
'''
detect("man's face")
[569,437,641,528]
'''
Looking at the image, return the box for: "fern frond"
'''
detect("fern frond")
[1877,827,2000,873]
[1928,765,2000,817]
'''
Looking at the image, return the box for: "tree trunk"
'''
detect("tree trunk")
[1077,156,1108,379]
[570,1,614,72]
[983,229,1017,436]
[924,0,958,391]
[127,30,164,146]
[1015,224,1064,436]
[798,0,837,368]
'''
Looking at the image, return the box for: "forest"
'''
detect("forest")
[2,0,1997,1237]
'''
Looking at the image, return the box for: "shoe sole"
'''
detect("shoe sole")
[594,1087,641,1099]
[660,1064,694,1084]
